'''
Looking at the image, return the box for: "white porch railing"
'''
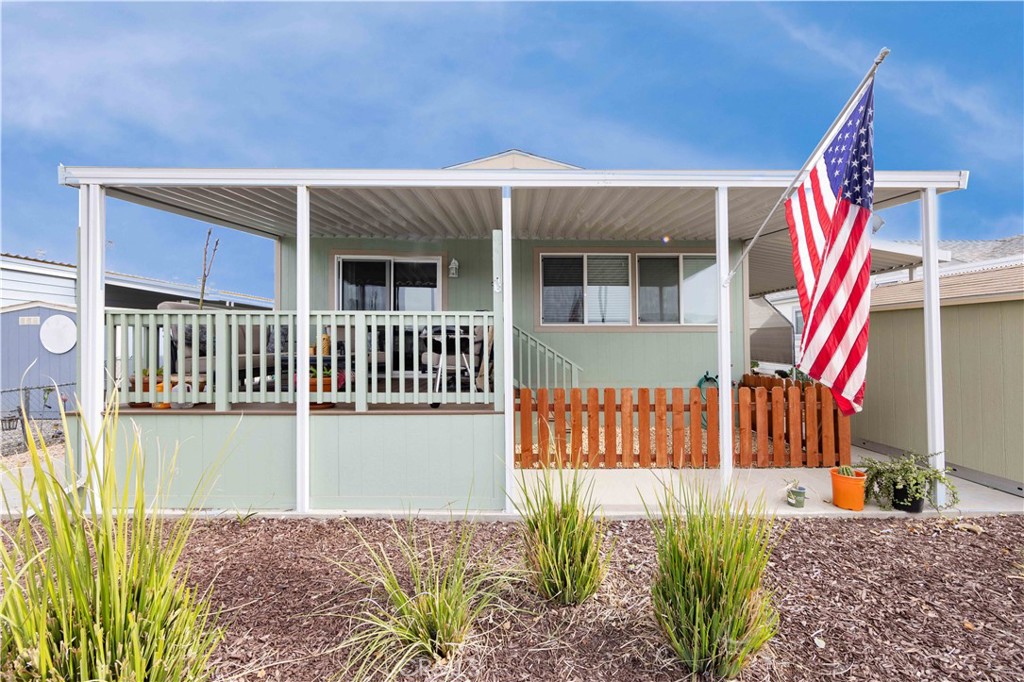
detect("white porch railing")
[512,326,581,390]
[104,308,496,410]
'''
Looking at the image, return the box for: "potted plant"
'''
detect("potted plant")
[128,368,170,409]
[830,465,866,511]
[785,479,806,508]
[862,453,960,512]
[308,365,335,410]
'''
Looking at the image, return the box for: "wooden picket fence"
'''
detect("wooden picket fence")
[514,379,850,469]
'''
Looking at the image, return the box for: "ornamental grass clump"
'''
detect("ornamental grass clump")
[0,399,222,682]
[647,482,779,679]
[513,463,611,605]
[338,519,509,681]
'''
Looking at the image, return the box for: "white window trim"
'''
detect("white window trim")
[334,254,444,312]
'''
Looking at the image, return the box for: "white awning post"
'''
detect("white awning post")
[78,184,106,490]
[295,185,311,513]
[501,187,515,512]
[921,188,946,507]
[716,186,734,489]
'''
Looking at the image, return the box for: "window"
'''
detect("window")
[586,255,630,324]
[541,254,631,325]
[635,254,717,326]
[336,256,441,311]
[637,256,680,324]
[682,256,717,324]
[541,256,584,323]
[793,310,804,335]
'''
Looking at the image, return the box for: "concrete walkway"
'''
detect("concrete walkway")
[511,446,1024,519]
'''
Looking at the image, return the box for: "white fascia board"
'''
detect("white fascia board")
[1,258,77,280]
[59,166,970,191]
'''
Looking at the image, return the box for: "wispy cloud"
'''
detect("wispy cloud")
[759,5,1022,165]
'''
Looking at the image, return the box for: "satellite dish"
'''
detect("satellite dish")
[39,315,77,354]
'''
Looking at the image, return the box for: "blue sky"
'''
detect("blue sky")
[2,2,1021,299]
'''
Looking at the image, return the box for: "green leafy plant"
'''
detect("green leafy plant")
[513,461,612,605]
[337,519,510,681]
[862,453,960,510]
[647,482,779,679]
[310,364,333,378]
[0,398,223,681]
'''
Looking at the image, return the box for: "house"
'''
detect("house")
[1,252,271,419]
[853,259,1024,496]
[751,236,1022,366]
[58,150,967,512]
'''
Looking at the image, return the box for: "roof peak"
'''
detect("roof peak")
[445,149,582,170]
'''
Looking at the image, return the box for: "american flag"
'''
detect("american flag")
[786,82,875,416]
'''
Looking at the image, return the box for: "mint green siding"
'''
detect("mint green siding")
[86,413,297,510]
[512,240,747,388]
[853,300,1024,484]
[280,236,749,388]
[280,237,493,311]
[310,413,504,510]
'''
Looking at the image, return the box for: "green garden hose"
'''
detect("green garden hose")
[697,371,718,428]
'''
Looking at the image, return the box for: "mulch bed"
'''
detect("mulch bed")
[179,514,1024,682]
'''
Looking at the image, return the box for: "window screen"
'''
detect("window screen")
[637,256,680,323]
[541,256,584,324]
[586,255,630,324]
[683,256,717,324]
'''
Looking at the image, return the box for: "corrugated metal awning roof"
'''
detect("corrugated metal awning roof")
[60,165,968,296]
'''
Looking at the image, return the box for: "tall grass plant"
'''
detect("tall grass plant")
[647,482,779,678]
[0,398,222,681]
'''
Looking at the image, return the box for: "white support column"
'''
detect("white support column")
[295,185,311,513]
[77,184,106,476]
[921,188,946,506]
[501,187,515,512]
[716,186,734,488]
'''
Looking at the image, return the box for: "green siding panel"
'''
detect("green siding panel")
[310,413,504,510]
[853,300,1024,483]
[512,240,748,388]
[278,236,749,388]
[90,414,297,510]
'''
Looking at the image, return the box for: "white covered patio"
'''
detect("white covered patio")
[61,162,968,513]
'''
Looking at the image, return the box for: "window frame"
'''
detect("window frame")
[539,253,633,327]
[535,247,719,331]
[334,254,444,312]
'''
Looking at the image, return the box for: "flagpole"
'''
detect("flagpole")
[724,47,890,286]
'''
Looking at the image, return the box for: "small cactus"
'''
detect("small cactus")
[837,465,856,477]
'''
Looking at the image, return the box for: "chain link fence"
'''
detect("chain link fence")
[1,384,74,457]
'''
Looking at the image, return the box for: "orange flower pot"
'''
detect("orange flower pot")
[830,467,866,511]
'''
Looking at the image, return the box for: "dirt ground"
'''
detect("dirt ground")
[173,514,1024,682]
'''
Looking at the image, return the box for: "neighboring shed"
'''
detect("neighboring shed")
[853,262,1024,496]
[1,302,77,419]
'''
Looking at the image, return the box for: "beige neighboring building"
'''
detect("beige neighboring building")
[853,261,1024,496]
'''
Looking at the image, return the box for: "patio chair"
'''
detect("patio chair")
[421,324,486,408]
[158,301,278,389]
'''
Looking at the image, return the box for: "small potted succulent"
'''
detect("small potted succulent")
[785,479,806,508]
[308,366,335,410]
[862,453,960,512]
[830,464,866,511]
